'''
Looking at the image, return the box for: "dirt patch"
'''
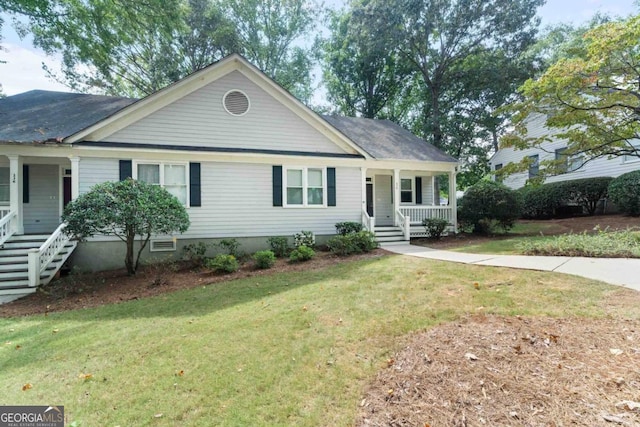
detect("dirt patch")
[0,249,387,318]
[358,315,640,427]
[417,214,640,250]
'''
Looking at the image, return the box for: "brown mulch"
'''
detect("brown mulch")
[416,214,640,251]
[0,249,387,318]
[358,315,640,427]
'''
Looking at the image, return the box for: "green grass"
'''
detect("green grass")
[1,255,637,426]
[452,235,550,254]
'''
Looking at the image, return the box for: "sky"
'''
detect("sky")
[0,0,637,96]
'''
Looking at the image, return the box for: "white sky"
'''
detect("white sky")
[0,0,637,96]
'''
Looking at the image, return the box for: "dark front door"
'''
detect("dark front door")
[366,182,374,217]
[63,176,72,207]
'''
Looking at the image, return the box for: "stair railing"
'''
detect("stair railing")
[395,209,411,241]
[28,223,74,287]
[362,208,375,233]
[0,210,16,246]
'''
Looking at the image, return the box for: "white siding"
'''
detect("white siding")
[23,164,59,233]
[107,71,349,155]
[78,157,362,238]
[374,175,393,226]
[492,115,640,189]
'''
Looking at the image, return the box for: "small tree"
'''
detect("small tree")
[458,180,521,234]
[62,179,190,275]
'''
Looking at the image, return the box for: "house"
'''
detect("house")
[491,114,640,189]
[0,54,458,302]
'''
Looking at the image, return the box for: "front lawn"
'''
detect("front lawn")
[1,255,638,426]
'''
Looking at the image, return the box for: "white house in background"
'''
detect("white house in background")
[490,114,640,189]
[0,54,458,303]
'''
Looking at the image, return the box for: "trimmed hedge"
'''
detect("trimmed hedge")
[518,177,613,219]
[327,231,378,256]
[458,180,521,234]
[609,170,640,216]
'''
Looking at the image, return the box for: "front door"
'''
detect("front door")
[22,164,60,233]
[374,175,393,226]
[366,181,374,217]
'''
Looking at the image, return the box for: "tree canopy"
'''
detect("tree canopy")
[501,15,640,177]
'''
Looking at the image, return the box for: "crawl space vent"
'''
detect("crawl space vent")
[223,90,250,116]
[150,239,177,252]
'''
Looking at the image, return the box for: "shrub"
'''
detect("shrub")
[458,180,521,234]
[421,218,450,240]
[335,221,363,236]
[253,250,276,269]
[562,177,612,215]
[267,236,290,258]
[518,228,640,258]
[217,238,241,258]
[517,184,565,219]
[182,242,209,267]
[293,231,315,248]
[289,245,315,262]
[609,170,640,216]
[206,254,239,273]
[327,231,378,256]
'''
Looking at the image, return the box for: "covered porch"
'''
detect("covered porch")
[360,167,457,241]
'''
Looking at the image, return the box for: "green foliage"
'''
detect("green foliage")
[502,15,640,169]
[326,231,378,256]
[206,254,239,273]
[289,245,315,262]
[518,228,640,258]
[517,184,566,219]
[253,250,276,269]
[63,178,189,275]
[421,218,450,240]
[608,171,640,216]
[458,181,521,234]
[561,177,612,215]
[217,238,241,258]
[182,242,209,267]
[335,221,363,236]
[293,231,315,248]
[267,236,290,258]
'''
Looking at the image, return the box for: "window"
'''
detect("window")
[556,147,584,173]
[528,155,539,179]
[400,178,413,203]
[494,164,503,183]
[623,142,640,163]
[284,167,326,207]
[0,167,8,203]
[135,162,188,205]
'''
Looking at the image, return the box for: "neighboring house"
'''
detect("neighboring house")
[0,54,458,302]
[491,114,640,189]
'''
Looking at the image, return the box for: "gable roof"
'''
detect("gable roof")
[323,115,457,163]
[0,90,136,143]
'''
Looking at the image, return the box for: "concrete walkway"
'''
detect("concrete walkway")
[382,243,640,292]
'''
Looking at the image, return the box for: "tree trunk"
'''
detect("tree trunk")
[125,236,136,275]
[430,85,443,148]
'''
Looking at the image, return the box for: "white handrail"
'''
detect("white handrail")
[0,210,16,246]
[361,209,375,232]
[28,223,73,287]
[395,209,410,241]
[399,206,453,224]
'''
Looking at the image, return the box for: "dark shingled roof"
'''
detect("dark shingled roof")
[0,90,137,143]
[322,115,456,163]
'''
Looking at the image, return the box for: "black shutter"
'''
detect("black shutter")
[23,165,29,203]
[189,162,201,207]
[327,167,336,207]
[415,177,422,205]
[119,160,132,181]
[273,166,283,207]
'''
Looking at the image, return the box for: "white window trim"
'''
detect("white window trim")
[400,177,414,205]
[283,166,327,208]
[133,160,190,207]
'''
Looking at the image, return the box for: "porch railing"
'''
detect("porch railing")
[399,206,454,225]
[395,209,410,241]
[27,223,76,287]
[362,209,375,233]
[0,209,16,246]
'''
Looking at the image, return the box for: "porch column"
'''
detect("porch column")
[7,155,24,235]
[449,169,458,233]
[360,167,367,213]
[70,157,80,200]
[393,168,400,226]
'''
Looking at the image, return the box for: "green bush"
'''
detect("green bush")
[267,236,290,258]
[458,180,521,234]
[253,250,276,269]
[517,184,565,219]
[293,231,315,248]
[562,177,612,215]
[327,231,378,256]
[609,170,640,216]
[518,228,640,258]
[217,238,241,257]
[182,242,209,267]
[335,221,363,236]
[206,254,239,273]
[421,218,450,240]
[289,245,315,262]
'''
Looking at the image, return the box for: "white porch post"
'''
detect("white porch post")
[7,155,24,235]
[393,168,400,226]
[70,157,80,200]
[449,168,458,233]
[361,167,367,215]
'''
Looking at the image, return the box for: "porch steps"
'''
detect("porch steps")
[0,234,75,304]
[374,226,406,243]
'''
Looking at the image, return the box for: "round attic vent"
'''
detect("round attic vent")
[223,90,250,116]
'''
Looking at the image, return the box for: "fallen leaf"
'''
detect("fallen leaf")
[610,348,624,356]
[464,352,478,361]
[387,358,395,367]
[52,329,59,334]
[22,383,32,391]
[616,400,640,413]
[153,413,163,418]
[176,370,184,377]
[79,373,93,381]
[15,345,21,350]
